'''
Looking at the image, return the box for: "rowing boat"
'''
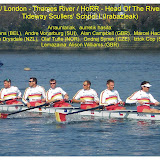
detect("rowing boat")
[55,108,160,121]
[0,104,80,114]
[1,104,160,121]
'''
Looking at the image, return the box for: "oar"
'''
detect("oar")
[0,98,22,104]
[124,102,160,106]
[0,103,50,119]
[145,102,160,106]
[0,99,62,119]
[124,103,136,106]
[55,105,104,122]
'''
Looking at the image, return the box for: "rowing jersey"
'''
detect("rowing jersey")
[0,86,22,100]
[100,89,122,105]
[22,85,46,104]
[73,88,99,104]
[46,87,67,101]
[125,90,158,106]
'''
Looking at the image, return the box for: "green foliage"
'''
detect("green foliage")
[0,4,160,33]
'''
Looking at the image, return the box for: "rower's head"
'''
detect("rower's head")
[4,79,11,88]
[83,80,91,90]
[141,81,151,92]
[107,79,114,91]
[29,77,37,87]
[50,79,56,89]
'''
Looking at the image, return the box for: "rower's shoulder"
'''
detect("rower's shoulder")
[126,90,139,99]
[11,86,19,89]
[90,88,98,92]
[131,90,139,95]
[56,87,63,90]
[100,89,106,94]
[75,89,84,94]
[100,89,110,94]
[37,85,45,90]
[77,89,83,92]
[0,88,4,92]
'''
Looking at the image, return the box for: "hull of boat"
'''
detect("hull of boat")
[1,104,160,121]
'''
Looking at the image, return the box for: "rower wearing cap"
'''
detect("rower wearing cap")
[0,79,22,104]
[72,80,99,109]
[100,79,125,110]
[126,81,160,113]
[22,77,46,108]
[46,79,71,107]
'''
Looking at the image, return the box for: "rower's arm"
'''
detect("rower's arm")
[72,98,84,103]
[100,91,108,106]
[22,88,29,104]
[16,87,22,98]
[64,94,69,100]
[46,99,58,103]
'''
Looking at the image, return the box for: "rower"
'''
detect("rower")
[100,79,125,110]
[0,79,22,105]
[126,81,160,113]
[46,79,71,107]
[22,77,46,108]
[72,80,99,109]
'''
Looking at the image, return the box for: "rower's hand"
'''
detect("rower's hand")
[0,99,5,102]
[64,95,69,100]
[81,99,86,103]
[27,103,31,108]
[42,99,46,102]
[95,100,99,104]
[155,102,160,106]
[137,100,144,105]
[119,101,124,105]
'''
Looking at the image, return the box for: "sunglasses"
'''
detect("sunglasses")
[29,81,34,83]
[50,83,56,84]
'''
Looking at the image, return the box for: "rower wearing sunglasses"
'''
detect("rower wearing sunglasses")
[126,81,160,113]
[0,79,22,105]
[72,80,99,109]
[22,77,46,108]
[46,79,71,107]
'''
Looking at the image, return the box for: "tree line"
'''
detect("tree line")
[0,4,160,34]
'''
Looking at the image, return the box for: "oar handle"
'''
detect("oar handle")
[67,105,104,115]
[55,105,104,122]
[145,102,160,106]
[0,100,61,119]
[64,100,73,103]
[124,102,160,106]
[9,100,61,116]
[65,100,98,104]
[8,103,48,116]
[0,98,22,102]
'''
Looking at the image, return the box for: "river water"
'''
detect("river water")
[0,50,160,156]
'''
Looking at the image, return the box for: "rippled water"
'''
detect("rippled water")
[0,50,160,156]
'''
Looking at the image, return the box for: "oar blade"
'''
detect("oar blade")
[55,112,66,122]
[0,113,8,119]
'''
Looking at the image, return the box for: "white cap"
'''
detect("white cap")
[141,83,152,88]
